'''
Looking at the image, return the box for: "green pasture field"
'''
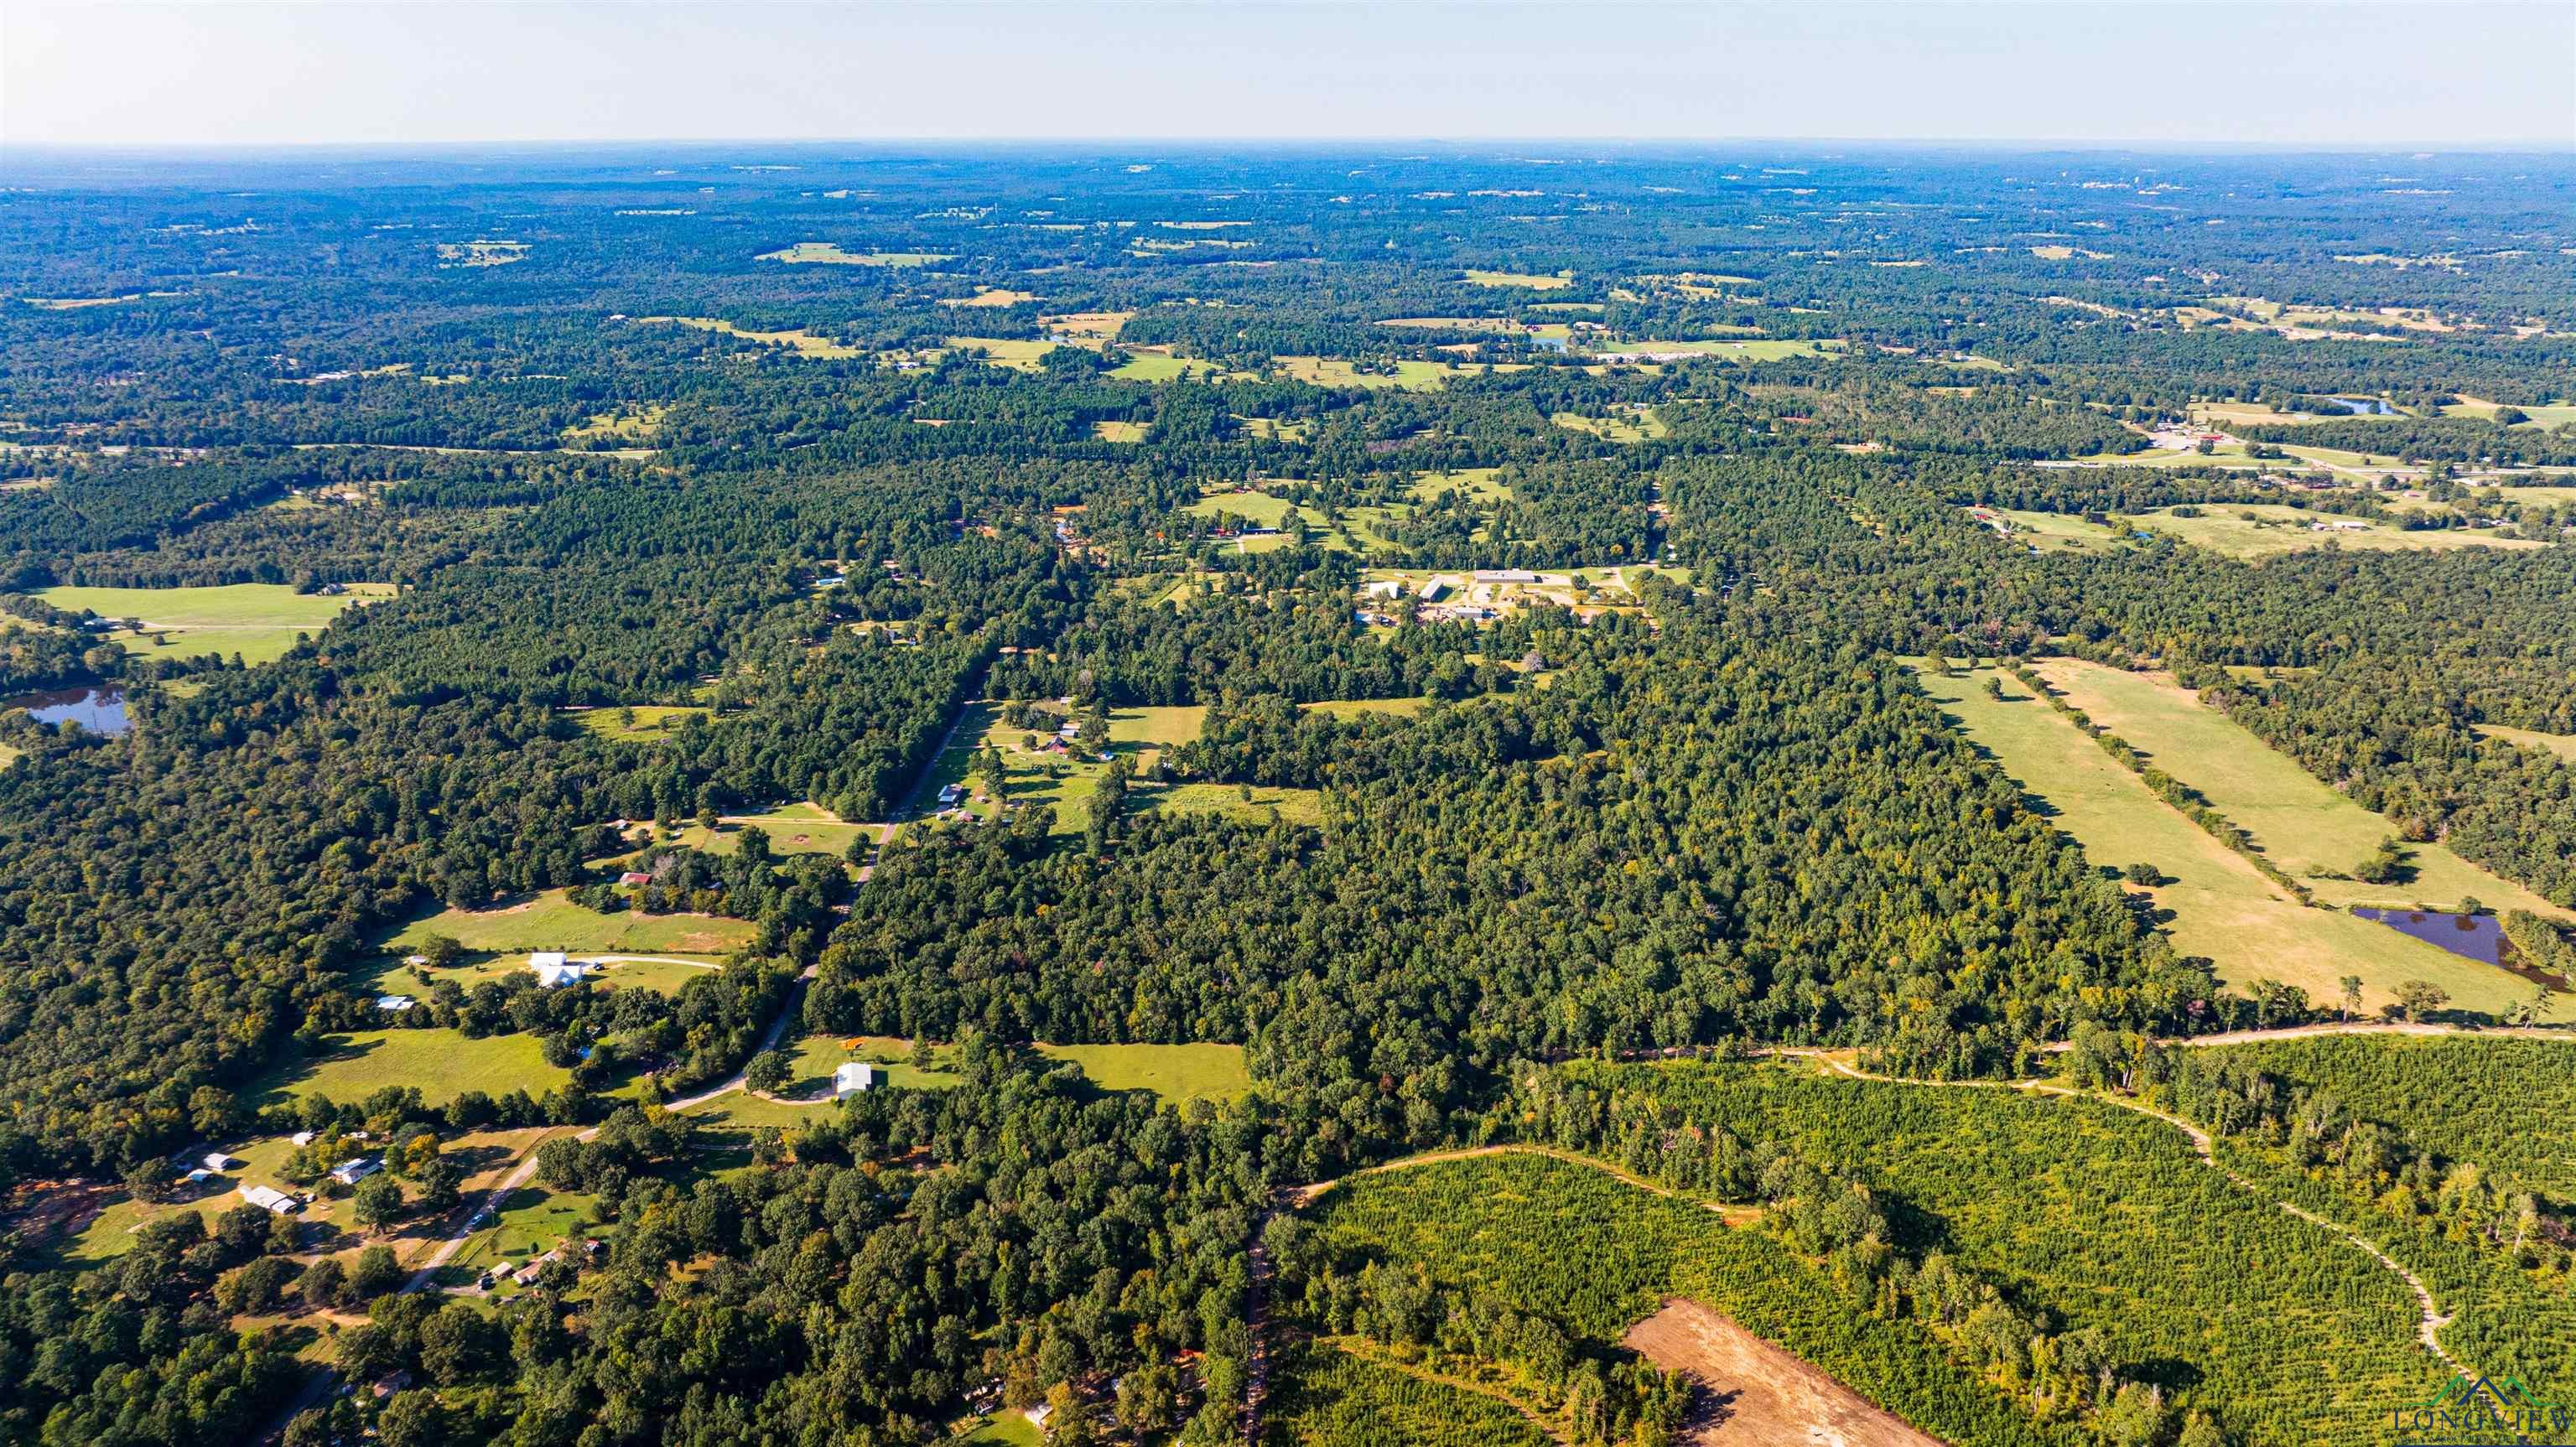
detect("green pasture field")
[782,1033,963,1097]
[756,243,949,267]
[1108,351,1224,382]
[1914,664,2558,1019]
[1592,339,1842,362]
[1033,1042,1250,1104]
[2033,659,2573,924]
[1565,1059,2454,1447]
[1462,269,1571,289]
[35,582,394,668]
[383,888,758,958]
[38,582,397,627]
[2135,505,2539,559]
[567,704,713,740]
[1300,697,1427,720]
[561,403,668,443]
[946,336,1059,371]
[960,1411,1046,1446]
[638,316,865,360]
[1093,420,1146,443]
[249,1029,571,1110]
[663,802,878,858]
[919,701,1320,837]
[1234,414,1313,442]
[2475,724,2576,762]
[1550,408,1667,443]
[2440,397,2576,427]
[1144,781,1324,827]
[358,949,724,1000]
[1408,466,1514,504]
[1979,507,2134,552]
[1272,355,1467,391]
[448,1185,600,1280]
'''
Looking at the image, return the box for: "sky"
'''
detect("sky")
[5,1,2571,151]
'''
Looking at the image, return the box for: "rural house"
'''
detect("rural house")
[329,1157,382,1186]
[239,1184,301,1215]
[531,952,593,988]
[834,1061,877,1098]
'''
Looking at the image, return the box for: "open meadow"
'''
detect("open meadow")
[39,581,394,666]
[2030,659,2573,921]
[1914,664,2559,1019]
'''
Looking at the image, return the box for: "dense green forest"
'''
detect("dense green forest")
[0,144,2568,1447]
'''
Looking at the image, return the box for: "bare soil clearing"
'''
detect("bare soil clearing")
[1623,1299,1947,1447]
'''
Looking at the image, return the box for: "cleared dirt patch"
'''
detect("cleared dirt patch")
[1623,1299,1945,1447]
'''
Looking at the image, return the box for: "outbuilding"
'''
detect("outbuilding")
[834,1062,877,1098]
[240,1185,302,1215]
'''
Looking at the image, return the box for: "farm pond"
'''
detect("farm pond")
[3,684,128,734]
[2352,906,2500,965]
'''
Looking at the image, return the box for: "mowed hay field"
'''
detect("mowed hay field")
[384,888,759,957]
[2030,660,2573,921]
[39,581,395,666]
[1033,1043,1250,1104]
[2135,505,2540,559]
[250,1029,571,1109]
[1914,665,2560,1019]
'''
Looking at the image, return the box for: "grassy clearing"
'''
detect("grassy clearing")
[382,889,757,957]
[355,949,724,1001]
[1976,507,2135,553]
[1408,467,1515,504]
[1592,339,1843,363]
[1463,269,1571,290]
[1550,407,1667,443]
[2137,505,2538,559]
[2439,396,2576,427]
[1034,1042,1250,1104]
[38,582,393,627]
[1107,350,1224,382]
[35,582,393,666]
[946,336,1060,371]
[1040,310,1132,339]
[756,242,949,267]
[561,403,668,443]
[638,315,865,360]
[249,1029,571,1110]
[923,701,1318,837]
[1235,415,1312,442]
[1272,355,1464,392]
[1301,697,1428,720]
[782,1033,963,1096]
[567,704,713,740]
[2476,723,2576,762]
[1093,420,1147,443]
[448,1185,600,1278]
[937,287,1036,308]
[1914,663,2558,1019]
[2032,659,2573,923]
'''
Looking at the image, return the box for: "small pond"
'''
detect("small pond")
[3,684,130,735]
[2353,906,2499,965]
